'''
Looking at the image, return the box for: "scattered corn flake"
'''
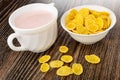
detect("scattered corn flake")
[40,63,50,72]
[61,55,73,63]
[50,60,64,68]
[72,63,83,75]
[85,54,100,64]
[59,46,69,53]
[38,55,51,63]
[56,66,73,76]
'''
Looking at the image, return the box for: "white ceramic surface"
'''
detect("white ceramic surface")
[7,3,58,53]
[61,5,116,44]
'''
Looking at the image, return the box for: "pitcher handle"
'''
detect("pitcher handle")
[7,33,26,51]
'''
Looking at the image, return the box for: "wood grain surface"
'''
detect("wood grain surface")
[0,0,120,80]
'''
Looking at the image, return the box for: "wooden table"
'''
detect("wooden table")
[0,0,120,80]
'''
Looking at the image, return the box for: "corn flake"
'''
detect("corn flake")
[79,8,89,17]
[40,63,50,72]
[107,17,111,27]
[86,23,99,33]
[66,9,78,24]
[90,10,100,17]
[61,55,73,63]
[70,9,78,15]
[85,19,99,32]
[38,55,51,63]
[72,63,83,75]
[75,14,84,25]
[50,60,64,68]
[66,22,76,30]
[103,19,108,29]
[56,66,73,76]
[96,17,104,30]
[59,46,69,53]
[85,54,100,64]
[101,11,109,16]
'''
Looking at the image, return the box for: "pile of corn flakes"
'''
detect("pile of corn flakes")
[66,8,111,34]
[38,46,100,77]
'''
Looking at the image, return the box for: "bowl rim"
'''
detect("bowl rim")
[61,5,117,36]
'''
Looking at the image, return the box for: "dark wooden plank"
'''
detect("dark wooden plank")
[0,0,120,80]
[0,0,33,79]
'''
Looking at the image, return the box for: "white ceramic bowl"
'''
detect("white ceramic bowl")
[61,5,116,44]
